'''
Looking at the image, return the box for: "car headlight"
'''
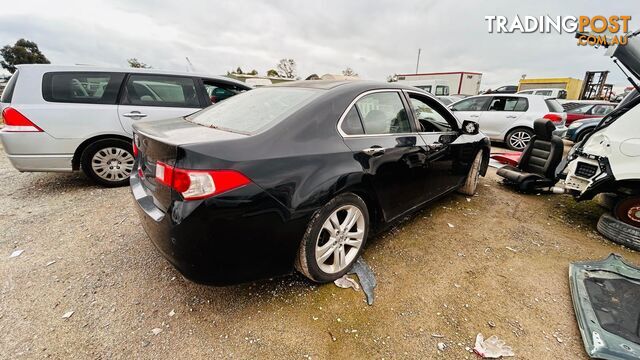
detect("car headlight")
[569,122,584,129]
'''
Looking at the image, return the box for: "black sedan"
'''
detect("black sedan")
[130,81,491,285]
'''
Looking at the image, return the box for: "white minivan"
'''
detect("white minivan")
[0,65,250,186]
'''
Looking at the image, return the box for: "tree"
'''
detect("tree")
[127,58,150,68]
[386,74,398,83]
[266,69,279,77]
[342,67,358,77]
[0,39,50,74]
[248,69,258,76]
[235,67,243,74]
[276,59,296,79]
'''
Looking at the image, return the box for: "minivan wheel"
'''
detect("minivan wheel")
[81,138,134,187]
[505,128,534,151]
[458,150,483,196]
[295,193,369,283]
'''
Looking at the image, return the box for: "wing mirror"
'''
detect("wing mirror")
[461,120,479,135]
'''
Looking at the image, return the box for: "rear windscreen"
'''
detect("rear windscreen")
[1,70,19,103]
[186,87,321,134]
[545,99,564,113]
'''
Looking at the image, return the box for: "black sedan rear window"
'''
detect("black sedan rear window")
[186,87,320,134]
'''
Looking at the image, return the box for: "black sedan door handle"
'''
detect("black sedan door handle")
[362,147,386,156]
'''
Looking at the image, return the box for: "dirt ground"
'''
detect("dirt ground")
[1,142,638,360]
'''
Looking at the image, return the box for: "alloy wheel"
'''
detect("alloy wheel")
[91,147,135,182]
[509,131,532,150]
[315,205,365,274]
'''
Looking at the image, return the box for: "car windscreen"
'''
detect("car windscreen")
[186,87,321,134]
[545,99,564,113]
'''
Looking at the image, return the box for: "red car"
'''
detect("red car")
[564,103,615,125]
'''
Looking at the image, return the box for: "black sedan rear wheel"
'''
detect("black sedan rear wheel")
[295,193,369,283]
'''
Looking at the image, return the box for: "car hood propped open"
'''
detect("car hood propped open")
[569,253,640,359]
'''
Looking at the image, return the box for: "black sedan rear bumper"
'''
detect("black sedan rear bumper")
[130,171,309,285]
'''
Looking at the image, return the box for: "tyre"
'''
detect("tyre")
[613,196,640,228]
[505,128,534,151]
[295,193,369,283]
[597,213,640,250]
[458,150,483,195]
[81,138,135,187]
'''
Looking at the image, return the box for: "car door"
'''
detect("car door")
[449,96,491,130]
[339,90,429,221]
[117,74,204,134]
[406,90,470,199]
[480,96,528,138]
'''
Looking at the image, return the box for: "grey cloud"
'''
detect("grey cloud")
[0,0,637,90]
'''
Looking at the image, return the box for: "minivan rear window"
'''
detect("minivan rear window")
[1,70,19,103]
[545,99,564,113]
[42,72,125,104]
[186,87,320,134]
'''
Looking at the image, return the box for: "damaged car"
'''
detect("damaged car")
[562,32,640,238]
[570,254,640,359]
[130,81,490,285]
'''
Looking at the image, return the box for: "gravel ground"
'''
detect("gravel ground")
[1,142,638,359]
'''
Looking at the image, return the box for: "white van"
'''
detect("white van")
[0,65,250,186]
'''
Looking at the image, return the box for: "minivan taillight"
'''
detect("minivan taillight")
[1,107,43,132]
[155,161,251,200]
[543,113,563,124]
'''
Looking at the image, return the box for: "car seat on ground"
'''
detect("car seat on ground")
[496,118,564,191]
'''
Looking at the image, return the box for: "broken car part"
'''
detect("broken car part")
[569,254,640,359]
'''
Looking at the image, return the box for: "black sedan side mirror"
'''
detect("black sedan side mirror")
[461,120,479,135]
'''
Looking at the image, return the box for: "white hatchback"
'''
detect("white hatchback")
[449,94,567,150]
[0,65,250,186]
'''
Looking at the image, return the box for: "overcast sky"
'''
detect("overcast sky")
[0,0,637,90]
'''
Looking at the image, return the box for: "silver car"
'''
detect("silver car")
[0,65,250,186]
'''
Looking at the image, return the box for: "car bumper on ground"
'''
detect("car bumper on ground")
[130,170,310,285]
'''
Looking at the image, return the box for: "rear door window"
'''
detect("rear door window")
[42,72,125,104]
[123,75,200,108]
[340,107,365,135]
[488,96,526,111]
[1,70,19,103]
[355,92,412,134]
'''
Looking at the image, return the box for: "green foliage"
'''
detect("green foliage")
[0,39,50,74]
[266,69,279,77]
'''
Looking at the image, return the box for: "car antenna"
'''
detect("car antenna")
[613,59,640,93]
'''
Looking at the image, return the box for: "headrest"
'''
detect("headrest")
[533,118,556,141]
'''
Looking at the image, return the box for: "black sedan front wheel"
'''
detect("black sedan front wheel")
[296,193,369,283]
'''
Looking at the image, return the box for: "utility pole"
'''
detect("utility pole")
[415,48,421,74]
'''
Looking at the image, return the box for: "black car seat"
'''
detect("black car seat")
[496,119,564,191]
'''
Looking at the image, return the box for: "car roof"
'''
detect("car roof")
[14,64,248,86]
[270,80,431,92]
